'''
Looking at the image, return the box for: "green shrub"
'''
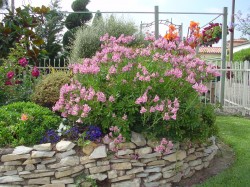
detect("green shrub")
[0,102,61,147]
[70,15,138,61]
[233,48,250,62]
[31,71,71,108]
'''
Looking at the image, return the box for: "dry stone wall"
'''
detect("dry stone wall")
[0,132,218,187]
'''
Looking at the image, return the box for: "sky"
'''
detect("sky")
[8,0,250,42]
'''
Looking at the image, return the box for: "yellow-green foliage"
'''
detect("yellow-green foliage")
[31,71,71,108]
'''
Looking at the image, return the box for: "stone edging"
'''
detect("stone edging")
[0,133,218,187]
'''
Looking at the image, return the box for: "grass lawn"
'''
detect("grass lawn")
[196,116,250,187]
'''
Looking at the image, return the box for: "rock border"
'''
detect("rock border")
[0,135,218,187]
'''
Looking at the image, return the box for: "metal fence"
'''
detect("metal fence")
[37,58,69,74]
[205,60,250,115]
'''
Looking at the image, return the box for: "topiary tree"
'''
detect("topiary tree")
[92,10,103,26]
[63,0,92,51]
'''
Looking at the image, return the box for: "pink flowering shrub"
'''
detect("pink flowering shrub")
[154,138,174,155]
[53,33,219,141]
[103,126,126,153]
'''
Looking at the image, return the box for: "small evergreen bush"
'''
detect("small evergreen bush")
[0,102,61,147]
[31,71,71,108]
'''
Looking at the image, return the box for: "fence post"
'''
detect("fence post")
[220,7,228,108]
[154,6,159,39]
[242,61,248,116]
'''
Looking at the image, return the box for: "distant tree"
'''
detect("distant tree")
[36,0,64,59]
[235,9,250,37]
[63,0,92,50]
[92,10,103,26]
[0,0,8,9]
[233,48,250,62]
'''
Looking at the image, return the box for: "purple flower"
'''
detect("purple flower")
[40,129,60,144]
[85,125,102,141]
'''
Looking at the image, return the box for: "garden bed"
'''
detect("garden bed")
[0,132,218,187]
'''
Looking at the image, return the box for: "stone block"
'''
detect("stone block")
[189,159,202,167]
[23,158,41,165]
[89,145,107,159]
[1,154,30,162]
[25,164,35,171]
[89,165,110,174]
[20,171,55,179]
[33,143,52,151]
[126,167,144,175]
[108,170,118,179]
[56,141,75,152]
[51,177,74,184]
[163,150,186,162]
[89,173,107,181]
[131,131,146,147]
[112,162,132,170]
[28,177,50,185]
[13,146,33,155]
[0,166,16,172]
[117,142,136,149]
[31,151,55,158]
[111,178,141,187]
[4,161,22,166]
[55,165,84,178]
[147,160,166,166]
[110,174,135,183]
[0,175,24,183]
[144,173,162,183]
[135,147,152,156]
[56,150,76,159]
[117,149,134,156]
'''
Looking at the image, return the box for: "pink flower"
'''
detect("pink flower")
[171,114,177,120]
[161,138,168,145]
[83,104,91,113]
[18,57,28,67]
[110,126,120,132]
[96,91,106,102]
[6,71,14,79]
[153,95,160,102]
[31,66,40,77]
[76,118,83,123]
[122,114,127,120]
[140,107,147,114]
[163,113,170,120]
[192,83,208,93]
[150,106,156,113]
[108,65,117,74]
[109,95,115,102]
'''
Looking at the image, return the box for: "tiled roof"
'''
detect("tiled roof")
[199,47,221,54]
